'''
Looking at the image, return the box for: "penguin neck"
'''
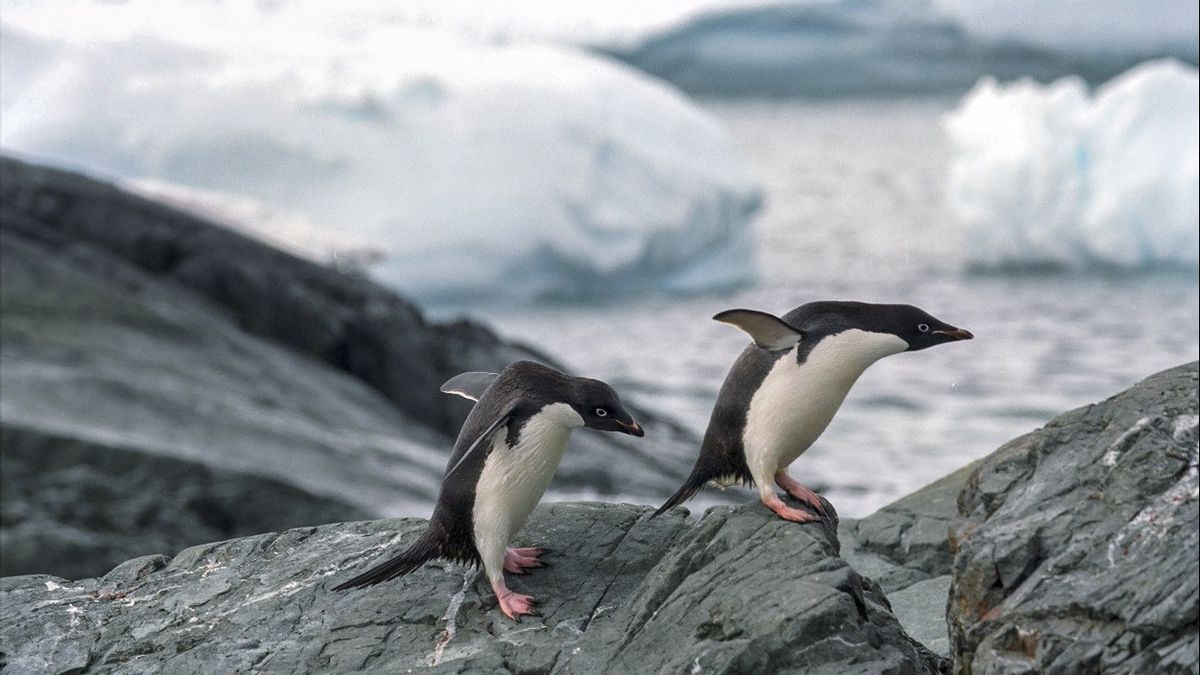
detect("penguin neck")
[532,402,586,430]
[801,328,909,386]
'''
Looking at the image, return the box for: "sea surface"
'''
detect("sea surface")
[439,98,1200,517]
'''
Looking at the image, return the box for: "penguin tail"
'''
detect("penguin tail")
[332,531,440,591]
[652,479,704,518]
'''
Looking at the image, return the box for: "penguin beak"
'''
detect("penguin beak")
[933,327,974,340]
[616,419,645,437]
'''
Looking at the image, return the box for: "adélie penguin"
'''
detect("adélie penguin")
[333,360,644,620]
[654,301,972,523]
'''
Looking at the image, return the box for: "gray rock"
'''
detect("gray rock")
[841,463,978,657]
[0,423,366,580]
[948,362,1199,674]
[2,154,549,434]
[0,500,945,674]
[0,220,443,578]
[0,155,709,579]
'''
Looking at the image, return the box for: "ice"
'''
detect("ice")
[611,0,1198,97]
[945,60,1199,271]
[0,2,759,304]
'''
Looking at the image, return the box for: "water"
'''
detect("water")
[438,99,1200,516]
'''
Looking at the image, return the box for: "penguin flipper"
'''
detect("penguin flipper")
[713,309,803,351]
[333,530,440,590]
[444,406,513,479]
[440,372,500,402]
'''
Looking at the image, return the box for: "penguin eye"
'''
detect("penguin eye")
[917,323,930,333]
[594,407,608,417]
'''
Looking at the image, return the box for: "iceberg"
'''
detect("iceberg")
[945,60,1199,271]
[607,0,1199,98]
[0,3,760,304]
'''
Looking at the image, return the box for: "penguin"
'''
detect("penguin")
[334,360,644,620]
[654,301,972,523]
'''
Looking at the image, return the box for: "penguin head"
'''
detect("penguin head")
[570,379,644,436]
[716,302,972,354]
[789,302,972,352]
[787,300,974,353]
[885,305,974,352]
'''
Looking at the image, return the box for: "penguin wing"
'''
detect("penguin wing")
[440,372,500,402]
[443,404,514,479]
[714,309,804,351]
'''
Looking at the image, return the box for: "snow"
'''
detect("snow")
[945,60,1199,271]
[0,1,759,304]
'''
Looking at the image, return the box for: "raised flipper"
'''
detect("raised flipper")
[713,309,804,351]
[440,371,499,402]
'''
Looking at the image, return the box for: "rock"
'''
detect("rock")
[0,218,444,578]
[0,423,366,580]
[0,156,708,579]
[0,499,945,674]
[0,154,539,435]
[948,362,1199,674]
[842,462,978,657]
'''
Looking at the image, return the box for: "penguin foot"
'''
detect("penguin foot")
[763,494,820,523]
[492,584,537,620]
[774,472,828,515]
[503,548,546,574]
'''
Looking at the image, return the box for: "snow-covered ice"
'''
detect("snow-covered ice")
[945,60,1199,271]
[0,1,759,303]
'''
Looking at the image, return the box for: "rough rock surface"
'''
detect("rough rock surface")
[948,362,1199,674]
[0,500,945,674]
[842,462,977,657]
[0,156,531,435]
[0,156,704,579]
[0,424,367,580]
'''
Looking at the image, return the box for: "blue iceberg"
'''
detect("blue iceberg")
[945,60,1199,271]
[0,7,760,304]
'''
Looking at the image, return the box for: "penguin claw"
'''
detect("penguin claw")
[763,494,821,523]
[774,473,829,515]
[510,547,546,557]
[504,547,547,574]
[496,590,537,620]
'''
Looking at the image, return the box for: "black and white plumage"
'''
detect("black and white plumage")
[334,360,643,620]
[655,301,972,523]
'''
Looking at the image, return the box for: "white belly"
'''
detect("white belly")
[472,402,582,581]
[742,329,907,486]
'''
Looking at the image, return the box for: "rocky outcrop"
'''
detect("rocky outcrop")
[5,361,1196,672]
[0,424,367,580]
[0,156,704,579]
[842,462,977,657]
[948,362,1199,674]
[1,155,542,434]
[1,499,944,674]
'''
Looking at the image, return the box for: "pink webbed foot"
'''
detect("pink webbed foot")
[774,472,828,516]
[763,493,820,523]
[491,579,537,621]
[503,547,547,574]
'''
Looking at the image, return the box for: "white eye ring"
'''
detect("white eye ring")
[594,408,608,417]
[918,323,930,333]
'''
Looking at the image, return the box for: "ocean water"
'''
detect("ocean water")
[444,98,1200,517]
